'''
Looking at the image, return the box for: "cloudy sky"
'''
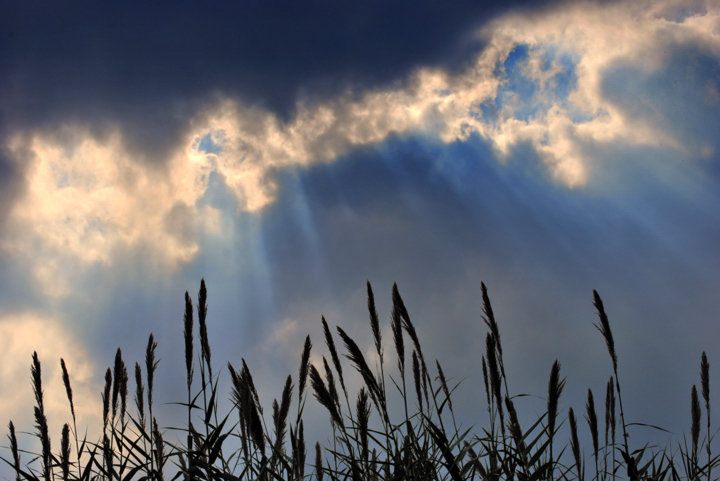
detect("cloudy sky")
[2,0,720,471]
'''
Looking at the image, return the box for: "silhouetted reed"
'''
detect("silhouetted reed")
[4,280,720,481]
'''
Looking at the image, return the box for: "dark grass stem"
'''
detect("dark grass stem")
[701,352,711,481]
[593,290,630,456]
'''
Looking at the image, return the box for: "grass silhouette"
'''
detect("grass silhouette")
[3,279,719,481]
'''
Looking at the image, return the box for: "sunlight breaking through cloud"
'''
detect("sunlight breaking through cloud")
[2,0,718,293]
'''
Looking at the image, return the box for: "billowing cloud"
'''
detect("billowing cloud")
[3,0,719,294]
[3,127,222,295]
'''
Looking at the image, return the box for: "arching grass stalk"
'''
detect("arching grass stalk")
[146,334,159,479]
[183,291,194,469]
[61,358,82,478]
[593,291,630,456]
[547,360,565,481]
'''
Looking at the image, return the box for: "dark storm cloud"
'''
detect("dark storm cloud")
[1,0,563,134]
[0,0,569,239]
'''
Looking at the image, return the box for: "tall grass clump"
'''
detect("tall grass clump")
[3,279,719,481]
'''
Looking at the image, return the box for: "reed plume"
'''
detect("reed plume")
[198,278,211,379]
[274,375,293,453]
[486,333,505,436]
[135,363,145,425]
[436,360,452,412]
[146,334,159,412]
[322,316,347,399]
[183,291,194,390]
[569,407,582,481]
[61,358,81,477]
[547,360,565,481]
[701,352,711,481]
[120,361,128,425]
[505,397,527,467]
[183,291,194,454]
[298,335,312,421]
[103,368,112,431]
[146,334,158,477]
[412,351,423,412]
[593,290,616,372]
[482,356,490,408]
[593,290,628,454]
[60,359,75,424]
[103,433,113,480]
[547,360,564,437]
[391,287,406,376]
[357,388,372,465]
[481,282,502,359]
[586,389,599,479]
[367,281,383,363]
[8,421,21,481]
[394,283,429,404]
[310,364,344,428]
[153,418,165,481]
[323,356,340,411]
[337,326,386,417]
[61,423,71,481]
[315,442,323,481]
[692,384,701,460]
[31,352,44,413]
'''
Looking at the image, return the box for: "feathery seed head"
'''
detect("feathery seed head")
[412,351,423,412]
[8,421,20,480]
[692,384,701,456]
[586,389,599,459]
[134,362,145,423]
[322,316,346,396]
[31,352,43,414]
[61,423,70,481]
[367,281,383,361]
[198,278,211,375]
[315,442,323,481]
[112,348,123,419]
[701,352,710,408]
[299,335,312,404]
[310,364,344,428]
[482,356,490,408]
[60,359,75,422]
[391,303,405,376]
[547,360,565,437]
[569,407,582,476]
[103,368,112,429]
[120,361,129,424]
[146,333,159,409]
[481,282,502,357]
[357,388,372,462]
[183,291,194,388]
[337,326,384,414]
[593,290,617,371]
[436,360,452,411]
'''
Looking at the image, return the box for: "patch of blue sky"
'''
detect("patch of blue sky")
[198,132,224,154]
[489,43,583,123]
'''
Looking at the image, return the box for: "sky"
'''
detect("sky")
[1,0,720,474]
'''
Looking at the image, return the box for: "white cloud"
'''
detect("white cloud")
[3,127,222,296]
[3,0,718,292]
